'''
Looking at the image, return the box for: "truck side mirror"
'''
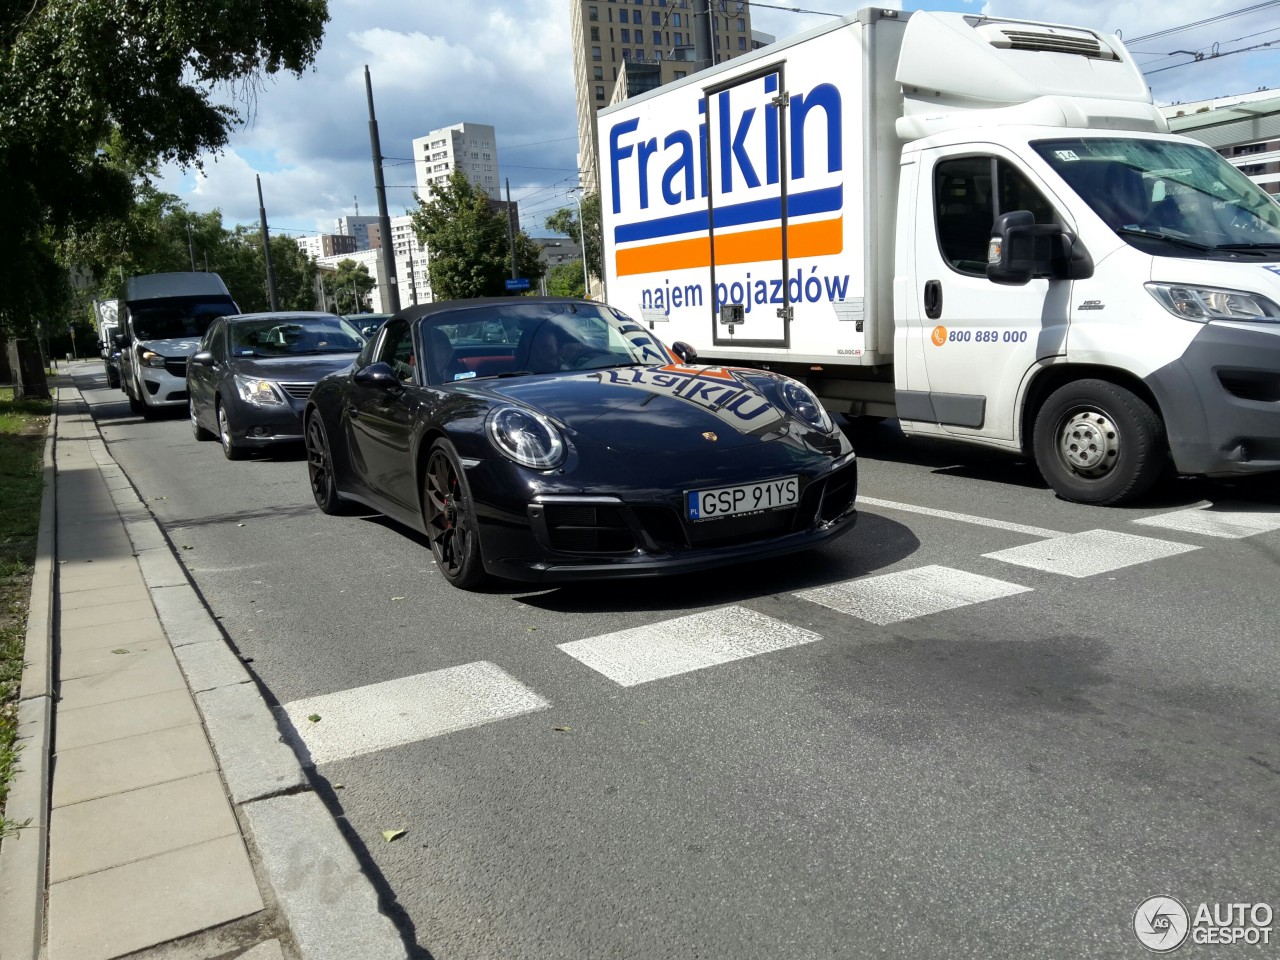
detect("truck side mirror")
[987,211,1094,285]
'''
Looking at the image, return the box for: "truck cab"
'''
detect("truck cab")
[116,273,240,417]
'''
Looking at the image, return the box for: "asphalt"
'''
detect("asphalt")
[0,367,408,960]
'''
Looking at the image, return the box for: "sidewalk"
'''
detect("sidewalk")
[0,372,408,960]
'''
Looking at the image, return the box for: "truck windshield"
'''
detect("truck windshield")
[1033,138,1280,256]
[131,298,239,340]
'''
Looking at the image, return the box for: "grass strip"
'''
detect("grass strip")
[0,386,51,839]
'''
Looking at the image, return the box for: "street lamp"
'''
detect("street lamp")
[570,189,589,299]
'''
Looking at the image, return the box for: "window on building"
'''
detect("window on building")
[674,31,682,44]
[653,30,661,44]
[594,65,603,79]
[673,12,681,25]
[738,36,745,49]
[675,70,686,78]
[588,5,599,20]
[619,9,629,22]
[737,17,745,30]
[655,49,663,59]
[592,45,601,60]
[621,27,629,41]
[622,48,631,59]
[596,85,605,100]
[652,11,660,24]
[590,25,599,40]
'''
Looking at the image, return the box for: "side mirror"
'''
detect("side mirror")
[987,211,1094,285]
[670,341,699,364]
[353,361,401,389]
[189,350,215,368]
[113,333,127,348]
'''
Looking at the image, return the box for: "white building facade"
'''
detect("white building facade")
[413,122,499,200]
[334,215,381,251]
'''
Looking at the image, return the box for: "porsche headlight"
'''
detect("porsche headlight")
[140,349,166,368]
[486,406,566,469]
[780,380,832,431]
[1146,283,1280,323]
[234,375,286,406]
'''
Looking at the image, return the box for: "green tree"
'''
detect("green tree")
[544,193,603,288]
[322,260,375,315]
[546,262,587,298]
[411,172,546,300]
[0,0,329,393]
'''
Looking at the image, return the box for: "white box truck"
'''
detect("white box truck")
[598,9,1280,504]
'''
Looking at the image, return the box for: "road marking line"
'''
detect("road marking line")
[279,661,548,765]
[984,529,1198,578]
[558,606,820,687]
[1133,503,1280,539]
[795,564,1032,625]
[858,496,1064,539]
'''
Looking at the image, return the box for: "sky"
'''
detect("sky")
[155,0,1280,240]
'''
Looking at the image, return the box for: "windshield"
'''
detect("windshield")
[420,302,672,385]
[131,298,238,340]
[229,316,365,357]
[1033,137,1280,256]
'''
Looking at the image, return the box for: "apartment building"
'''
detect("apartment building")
[571,0,757,194]
[295,233,358,261]
[334,215,381,251]
[1163,88,1280,195]
[413,122,500,201]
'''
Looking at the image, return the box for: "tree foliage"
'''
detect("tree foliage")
[545,193,603,288]
[546,262,587,299]
[0,0,330,339]
[321,260,375,315]
[411,171,546,301]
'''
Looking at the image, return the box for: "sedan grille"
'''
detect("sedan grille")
[276,382,315,401]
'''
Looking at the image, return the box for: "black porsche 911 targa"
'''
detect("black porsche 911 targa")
[303,298,858,589]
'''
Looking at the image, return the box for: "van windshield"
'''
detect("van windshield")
[130,299,238,340]
[1033,137,1280,257]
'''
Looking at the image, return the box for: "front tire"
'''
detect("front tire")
[190,398,213,441]
[423,438,488,590]
[304,410,344,514]
[1033,379,1166,506]
[216,400,246,461]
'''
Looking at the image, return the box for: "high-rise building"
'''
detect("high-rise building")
[571,0,757,194]
[334,215,381,251]
[413,122,500,201]
[296,234,358,260]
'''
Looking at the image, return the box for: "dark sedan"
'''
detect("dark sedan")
[303,298,858,589]
[188,312,365,460]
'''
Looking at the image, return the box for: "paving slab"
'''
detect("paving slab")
[47,834,263,960]
[59,637,169,682]
[52,723,216,807]
[196,683,309,804]
[59,617,167,654]
[59,579,150,611]
[174,639,253,693]
[56,688,200,751]
[60,597,158,632]
[49,772,240,883]
[59,562,146,592]
[57,646,185,709]
[150,584,225,647]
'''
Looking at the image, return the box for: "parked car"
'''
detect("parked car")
[303,298,858,589]
[188,312,365,460]
[343,312,392,339]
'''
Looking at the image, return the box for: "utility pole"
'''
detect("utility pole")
[407,243,418,306]
[693,0,713,71]
[505,178,518,287]
[365,66,400,313]
[571,190,589,299]
[256,175,279,310]
[186,222,197,271]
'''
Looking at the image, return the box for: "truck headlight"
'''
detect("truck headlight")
[1146,283,1280,323]
[140,350,167,368]
[234,375,286,406]
[486,406,566,469]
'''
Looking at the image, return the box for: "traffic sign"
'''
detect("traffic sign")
[505,278,530,291]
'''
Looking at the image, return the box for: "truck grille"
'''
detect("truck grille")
[276,382,315,401]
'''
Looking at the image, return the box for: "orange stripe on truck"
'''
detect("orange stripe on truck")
[615,217,844,277]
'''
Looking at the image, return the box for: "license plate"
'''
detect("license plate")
[687,476,799,521]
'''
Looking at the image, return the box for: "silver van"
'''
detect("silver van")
[116,273,239,416]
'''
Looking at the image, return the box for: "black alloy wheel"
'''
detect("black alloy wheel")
[190,398,213,441]
[216,400,246,461]
[305,411,343,514]
[423,438,487,589]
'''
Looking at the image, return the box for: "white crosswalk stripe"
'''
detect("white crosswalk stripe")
[795,564,1032,625]
[984,529,1198,578]
[280,661,549,765]
[1133,504,1280,539]
[558,605,821,687]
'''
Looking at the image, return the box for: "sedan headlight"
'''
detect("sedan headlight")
[779,379,832,431]
[486,406,566,469]
[140,350,166,368]
[1146,283,1280,323]
[234,375,286,406]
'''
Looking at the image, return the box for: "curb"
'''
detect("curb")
[0,395,57,960]
[77,387,408,959]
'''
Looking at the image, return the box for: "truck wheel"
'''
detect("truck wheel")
[1033,379,1166,506]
